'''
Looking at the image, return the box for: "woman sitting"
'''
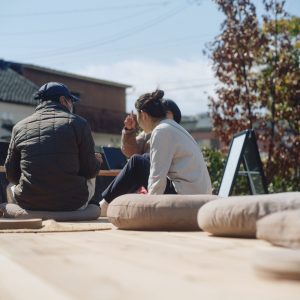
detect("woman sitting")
[100,90,212,216]
[121,98,182,158]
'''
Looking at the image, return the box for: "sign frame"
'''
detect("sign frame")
[218,129,268,197]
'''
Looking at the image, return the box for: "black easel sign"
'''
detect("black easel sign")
[218,130,268,197]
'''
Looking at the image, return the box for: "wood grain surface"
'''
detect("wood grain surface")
[0,224,299,300]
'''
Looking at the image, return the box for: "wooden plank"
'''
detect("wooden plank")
[0,165,119,176]
[98,169,120,177]
[0,255,73,300]
[0,230,299,300]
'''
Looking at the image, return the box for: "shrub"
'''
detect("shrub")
[202,147,297,195]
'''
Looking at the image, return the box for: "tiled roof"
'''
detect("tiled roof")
[23,63,131,89]
[0,61,39,106]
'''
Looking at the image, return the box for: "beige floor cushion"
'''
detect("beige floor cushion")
[197,192,300,238]
[253,248,300,280]
[257,209,300,249]
[0,203,101,221]
[107,194,219,231]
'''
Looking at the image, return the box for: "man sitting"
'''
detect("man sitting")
[5,82,101,211]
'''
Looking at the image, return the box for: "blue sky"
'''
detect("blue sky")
[1,0,299,115]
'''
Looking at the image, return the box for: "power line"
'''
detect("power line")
[163,83,215,91]
[81,33,214,56]
[21,4,190,60]
[4,32,213,55]
[24,33,213,66]
[126,82,215,95]
[158,76,215,85]
[37,33,214,63]
[0,7,158,36]
[0,1,172,18]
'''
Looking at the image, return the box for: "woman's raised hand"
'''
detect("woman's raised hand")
[124,111,137,130]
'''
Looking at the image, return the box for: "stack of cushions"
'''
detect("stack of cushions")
[253,248,300,280]
[107,194,219,231]
[196,192,300,280]
[254,209,300,280]
[197,192,300,238]
[257,209,300,248]
[0,203,101,221]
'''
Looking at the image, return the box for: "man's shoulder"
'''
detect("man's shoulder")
[14,111,88,133]
[13,113,36,131]
[69,113,89,127]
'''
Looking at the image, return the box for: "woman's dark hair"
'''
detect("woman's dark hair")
[162,99,182,124]
[135,89,166,119]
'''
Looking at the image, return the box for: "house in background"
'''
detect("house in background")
[0,61,38,141]
[0,59,130,147]
[181,112,220,149]
[1,59,221,150]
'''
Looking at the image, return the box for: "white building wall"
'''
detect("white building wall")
[0,102,35,123]
[0,102,35,141]
[92,132,121,148]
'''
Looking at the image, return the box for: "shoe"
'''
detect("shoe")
[100,199,109,217]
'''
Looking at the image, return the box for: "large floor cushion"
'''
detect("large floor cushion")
[107,194,219,231]
[0,203,101,221]
[257,210,300,249]
[254,248,300,280]
[197,192,300,238]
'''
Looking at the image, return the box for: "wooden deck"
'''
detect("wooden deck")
[0,220,299,300]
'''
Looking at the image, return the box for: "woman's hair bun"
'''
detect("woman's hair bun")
[151,89,164,101]
[135,89,166,119]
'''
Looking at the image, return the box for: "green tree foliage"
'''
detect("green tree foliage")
[263,16,300,48]
[209,0,300,191]
[258,1,300,189]
[202,147,249,195]
[202,147,225,193]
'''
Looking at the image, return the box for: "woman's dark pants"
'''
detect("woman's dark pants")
[101,153,176,203]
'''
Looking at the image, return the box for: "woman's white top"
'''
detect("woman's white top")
[148,119,212,195]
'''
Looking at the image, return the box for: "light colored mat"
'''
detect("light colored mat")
[0,219,113,233]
